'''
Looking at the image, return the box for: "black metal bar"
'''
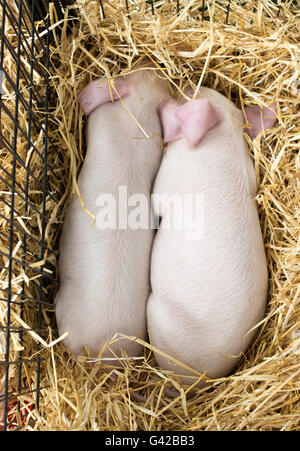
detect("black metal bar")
[226,0,231,24]
[61,0,75,6]
[0,289,55,308]
[0,1,7,141]
[52,0,64,20]
[25,0,45,21]
[18,0,37,415]
[3,0,23,432]
[277,5,282,17]
[99,0,106,19]
[35,6,51,412]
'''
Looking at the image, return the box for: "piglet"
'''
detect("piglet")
[55,68,170,362]
[147,87,277,386]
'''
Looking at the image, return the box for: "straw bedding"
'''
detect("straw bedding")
[0,0,299,431]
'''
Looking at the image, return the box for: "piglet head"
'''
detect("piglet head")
[158,98,221,147]
[243,103,277,139]
[78,77,130,115]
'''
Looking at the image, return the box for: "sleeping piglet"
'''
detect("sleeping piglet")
[147,87,277,386]
[55,68,170,362]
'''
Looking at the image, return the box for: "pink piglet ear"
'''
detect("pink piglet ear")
[158,100,183,144]
[158,98,220,146]
[244,103,277,139]
[78,78,129,115]
[175,98,220,146]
